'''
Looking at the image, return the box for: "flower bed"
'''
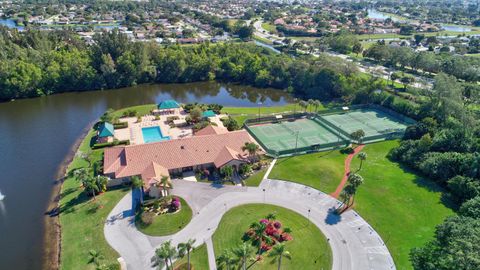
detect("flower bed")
[243,214,293,255]
[141,196,182,224]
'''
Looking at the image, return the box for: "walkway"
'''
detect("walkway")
[331,145,365,198]
[105,179,395,270]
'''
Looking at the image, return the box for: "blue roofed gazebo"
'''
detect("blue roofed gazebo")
[202,110,216,118]
[98,122,115,138]
[158,100,180,110]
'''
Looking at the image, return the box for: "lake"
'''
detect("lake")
[441,24,472,32]
[0,82,292,269]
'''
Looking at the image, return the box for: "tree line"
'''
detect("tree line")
[0,27,382,102]
[364,43,480,82]
[384,73,480,269]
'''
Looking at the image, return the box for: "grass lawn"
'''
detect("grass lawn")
[244,169,267,187]
[110,104,157,118]
[136,197,193,236]
[349,140,455,270]
[269,150,347,194]
[60,129,130,270]
[173,244,209,270]
[262,22,277,34]
[253,35,274,45]
[213,204,332,270]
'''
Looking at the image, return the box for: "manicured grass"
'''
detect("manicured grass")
[110,104,157,118]
[253,35,274,45]
[222,104,298,115]
[244,169,267,187]
[213,204,332,270]
[269,150,347,194]
[349,140,454,270]
[60,129,130,270]
[136,197,193,236]
[262,22,277,34]
[173,244,209,270]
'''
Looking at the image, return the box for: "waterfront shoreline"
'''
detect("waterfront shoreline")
[42,122,94,270]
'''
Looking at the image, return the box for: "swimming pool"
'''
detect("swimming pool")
[141,126,171,143]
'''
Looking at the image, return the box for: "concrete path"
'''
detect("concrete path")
[205,237,217,270]
[105,179,395,270]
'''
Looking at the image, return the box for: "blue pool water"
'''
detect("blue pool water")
[142,126,171,143]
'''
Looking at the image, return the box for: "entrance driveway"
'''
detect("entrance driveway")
[104,179,395,270]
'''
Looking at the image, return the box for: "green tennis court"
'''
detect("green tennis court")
[320,108,409,137]
[248,118,344,154]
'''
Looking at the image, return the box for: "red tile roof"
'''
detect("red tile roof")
[104,130,257,179]
[194,125,228,136]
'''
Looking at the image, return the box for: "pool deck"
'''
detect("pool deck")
[114,111,228,145]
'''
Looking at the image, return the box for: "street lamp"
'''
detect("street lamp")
[308,209,311,223]
[262,188,266,203]
[224,203,227,212]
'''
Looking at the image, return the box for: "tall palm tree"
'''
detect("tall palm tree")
[159,175,172,196]
[83,176,99,200]
[268,243,292,270]
[74,168,90,184]
[152,240,177,270]
[216,249,237,270]
[250,222,269,254]
[96,175,109,193]
[307,99,315,113]
[242,142,259,162]
[131,175,143,190]
[152,244,171,270]
[232,243,255,270]
[178,239,196,270]
[313,100,322,113]
[299,100,308,113]
[357,152,367,171]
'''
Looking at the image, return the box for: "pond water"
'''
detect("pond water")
[0,82,292,270]
[0,19,24,30]
[441,24,472,32]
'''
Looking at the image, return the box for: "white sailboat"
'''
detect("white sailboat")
[0,191,4,200]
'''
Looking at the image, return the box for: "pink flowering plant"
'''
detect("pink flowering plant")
[243,213,293,257]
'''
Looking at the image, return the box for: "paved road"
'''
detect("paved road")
[105,180,395,270]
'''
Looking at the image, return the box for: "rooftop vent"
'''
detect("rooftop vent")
[181,145,185,149]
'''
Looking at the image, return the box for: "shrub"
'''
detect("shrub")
[140,212,155,225]
[113,122,128,129]
[221,116,239,131]
[122,109,137,117]
[92,140,130,149]
[166,116,180,124]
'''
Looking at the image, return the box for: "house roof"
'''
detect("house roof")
[214,146,242,168]
[194,125,228,136]
[104,130,258,179]
[98,122,114,138]
[202,110,216,118]
[158,100,180,110]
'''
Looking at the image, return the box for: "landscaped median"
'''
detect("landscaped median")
[135,196,193,236]
[213,204,332,270]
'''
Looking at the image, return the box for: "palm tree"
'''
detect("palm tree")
[160,175,172,196]
[88,249,104,266]
[339,185,355,211]
[307,99,314,113]
[299,100,308,113]
[178,239,196,270]
[83,176,99,200]
[96,175,109,193]
[266,213,276,221]
[348,173,364,189]
[357,152,367,171]
[232,243,255,270]
[74,168,90,184]
[250,222,269,254]
[242,142,259,162]
[131,175,143,190]
[268,243,292,270]
[152,240,177,270]
[152,244,171,270]
[216,250,237,270]
[313,100,322,113]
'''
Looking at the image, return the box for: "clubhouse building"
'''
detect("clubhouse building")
[103,126,259,197]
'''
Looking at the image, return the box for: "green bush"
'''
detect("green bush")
[140,212,155,225]
[92,140,130,149]
[113,122,128,129]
